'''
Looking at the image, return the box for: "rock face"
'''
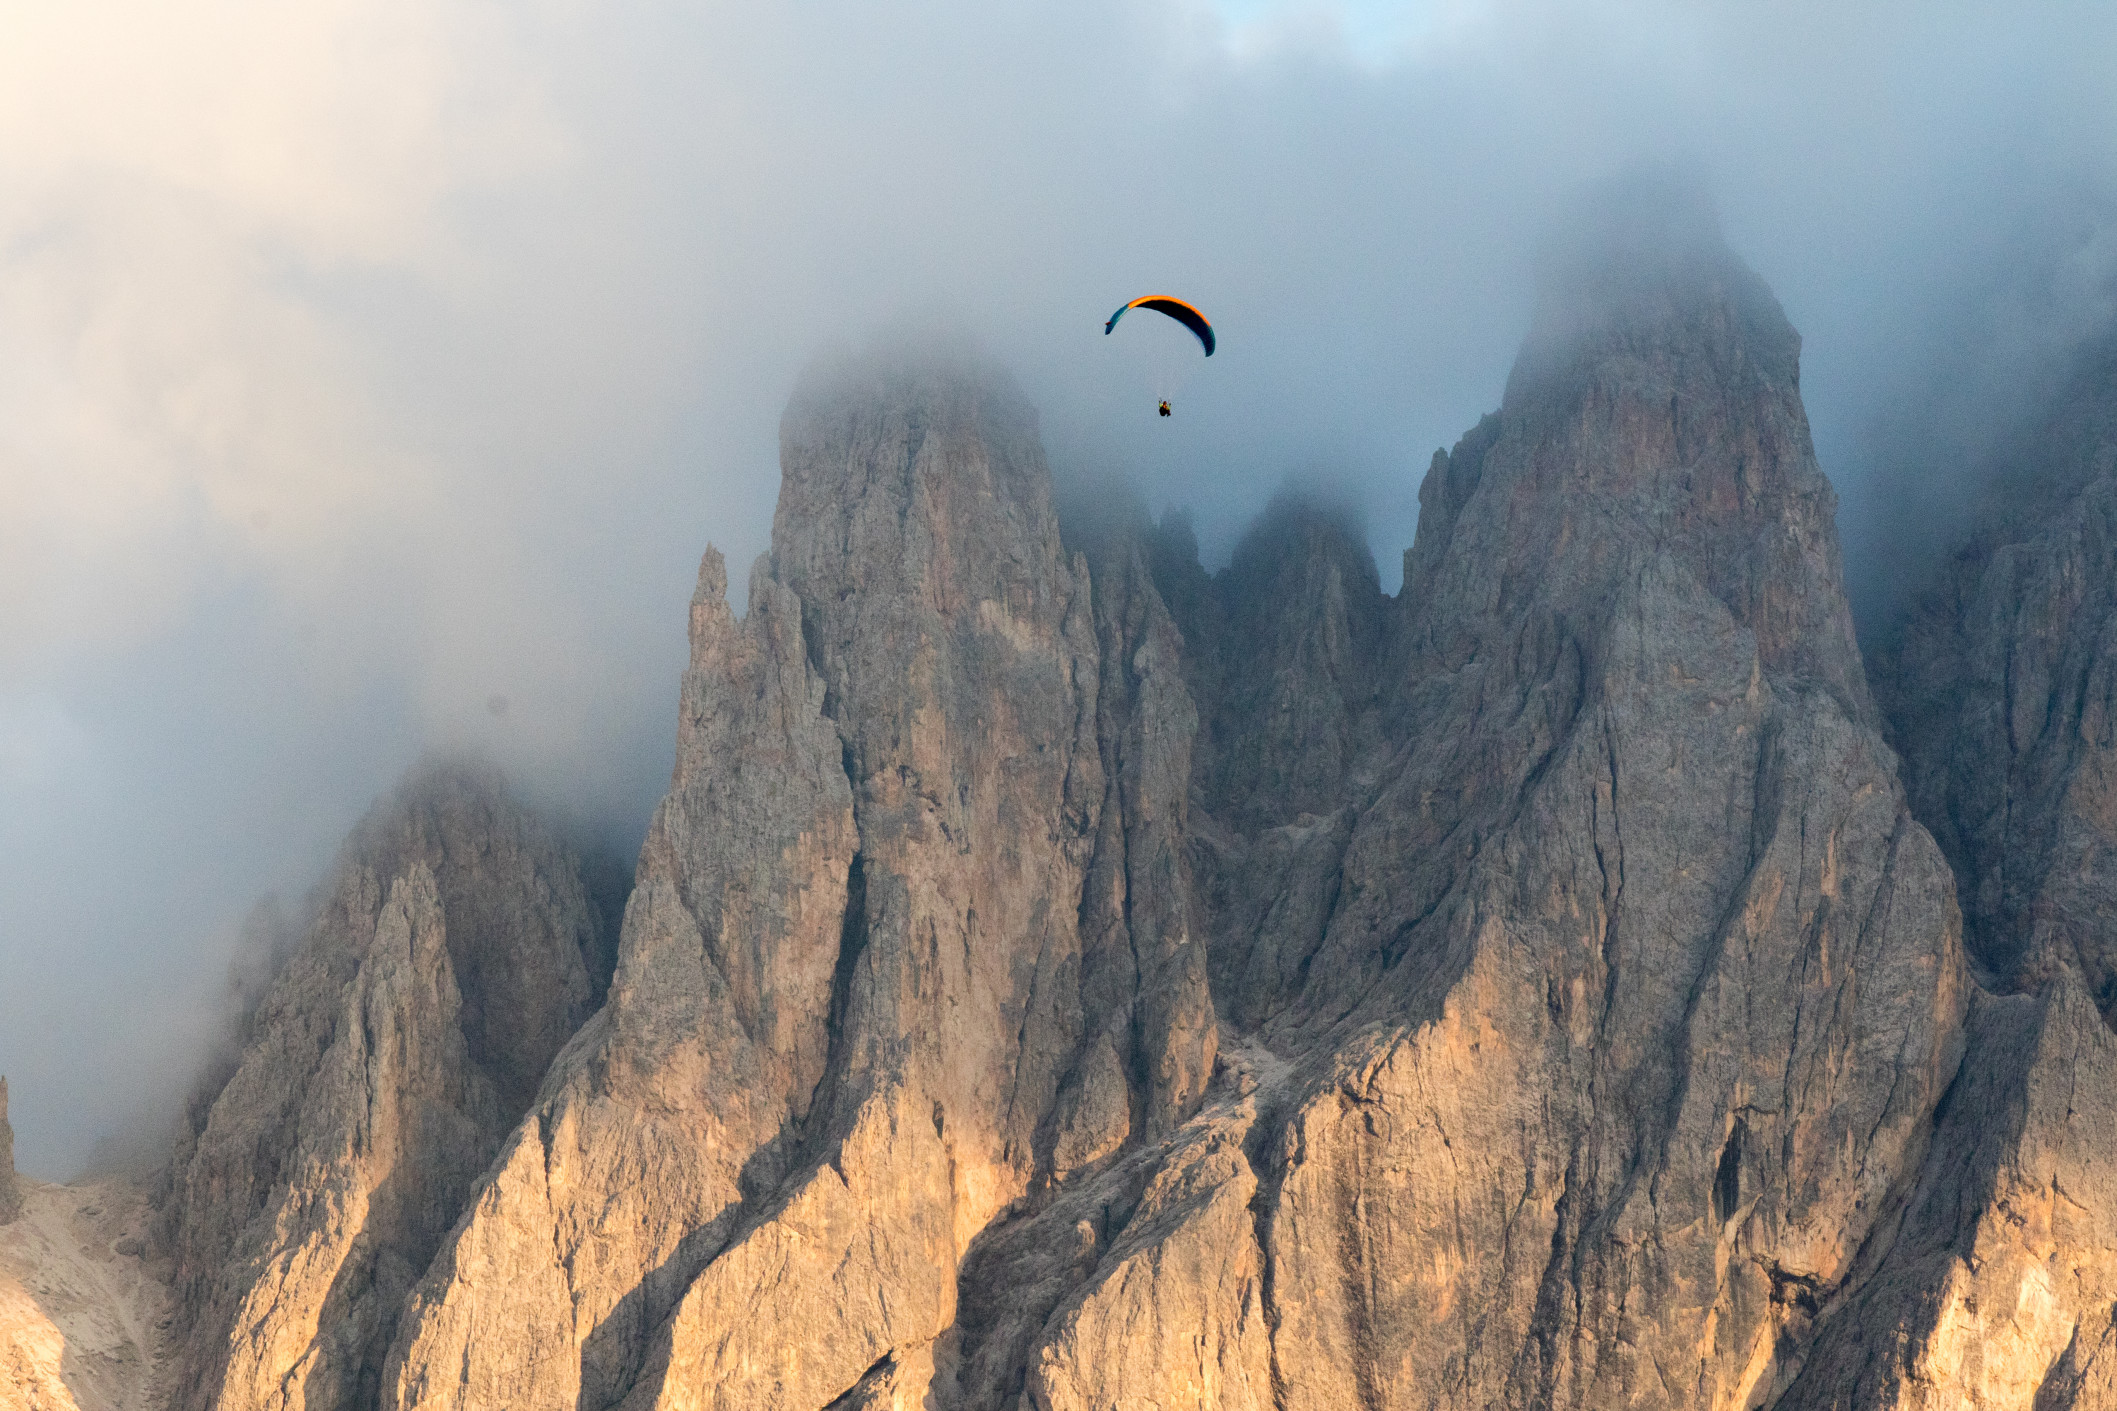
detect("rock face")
[1119,190,1962,1410]
[1781,982,2117,1408]
[1,1176,171,1411]
[157,763,611,1411]
[1,1077,20,1226]
[1152,496,1387,836]
[1882,337,2117,1004]
[136,191,2117,1410]
[384,349,1213,1411]
[1849,334,2117,1410]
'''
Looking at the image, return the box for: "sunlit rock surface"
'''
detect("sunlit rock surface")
[0,1176,170,1411]
[156,764,611,1411]
[385,348,1213,1411]
[1131,191,1965,1410]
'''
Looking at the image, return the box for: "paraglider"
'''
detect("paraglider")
[1105,296,1214,416]
[1104,296,1215,356]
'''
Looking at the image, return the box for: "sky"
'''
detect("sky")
[4,0,2117,1175]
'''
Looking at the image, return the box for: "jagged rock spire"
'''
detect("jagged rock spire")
[385,341,1215,1411]
[1410,169,1871,727]
[1180,180,1966,1408]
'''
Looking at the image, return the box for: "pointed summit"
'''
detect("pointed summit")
[1206,188,1966,1406]
[123,236,2117,1410]
[388,341,1215,1411]
[1409,168,1869,723]
[1515,166,1794,389]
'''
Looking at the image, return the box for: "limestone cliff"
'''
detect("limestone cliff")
[1,1175,171,1411]
[1061,188,1967,1411]
[1881,336,2117,1003]
[1148,499,1387,1032]
[1779,981,2117,1408]
[158,762,611,1411]
[1847,333,2117,1410]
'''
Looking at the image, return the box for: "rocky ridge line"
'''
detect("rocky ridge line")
[383,348,1214,1411]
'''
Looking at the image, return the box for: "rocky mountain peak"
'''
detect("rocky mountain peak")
[1408,175,1869,728]
[1133,495,1386,829]
[773,342,1057,588]
[378,347,1218,1411]
[1514,169,1795,392]
[1195,495,1385,830]
[771,343,1075,773]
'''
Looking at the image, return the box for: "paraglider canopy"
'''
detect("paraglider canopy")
[1104,296,1215,356]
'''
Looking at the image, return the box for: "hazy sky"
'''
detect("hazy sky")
[5,0,2116,1174]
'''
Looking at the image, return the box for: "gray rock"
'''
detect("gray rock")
[1110,193,1966,1410]
[1150,499,1387,1031]
[1156,496,1388,835]
[157,761,609,1411]
[1780,976,2117,1407]
[1880,337,2117,1005]
[1849,331,2117,1410]
[387,343,1215,1411]
[384,546,861,1411]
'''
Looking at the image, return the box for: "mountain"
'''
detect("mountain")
[0,1173,170,1411]
[1138,188,1963,1409]
[11,193,2117,1410]
[1880,335,2117,1005]
[156,763,613,1411]
[383,346,1217,1411]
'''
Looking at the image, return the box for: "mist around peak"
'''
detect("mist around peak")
[1510,167,1799,401]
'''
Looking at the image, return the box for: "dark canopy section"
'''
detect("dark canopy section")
[1104,296,1215,356]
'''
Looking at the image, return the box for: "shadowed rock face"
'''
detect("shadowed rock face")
[1881,339,2117,1005]
[156,763,610,1411]
[1155,496,1388,836]
[1844,336,2117,1411]
[140,202,2117,1411]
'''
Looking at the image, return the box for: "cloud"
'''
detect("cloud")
[0,0,558,660]
[4,0,2116,1172]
